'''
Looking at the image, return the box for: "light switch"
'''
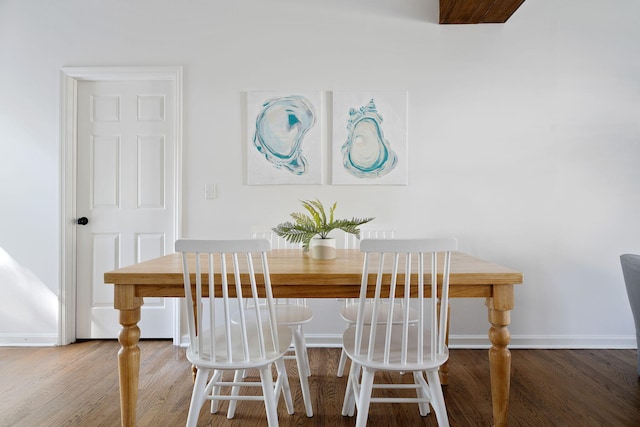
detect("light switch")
[204,184,217,199]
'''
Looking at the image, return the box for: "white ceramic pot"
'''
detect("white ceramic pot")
[310,237,336,260]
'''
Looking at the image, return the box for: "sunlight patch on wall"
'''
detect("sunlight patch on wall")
[0,246,57,336]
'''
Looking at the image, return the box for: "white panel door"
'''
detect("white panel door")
[76,80,176,338]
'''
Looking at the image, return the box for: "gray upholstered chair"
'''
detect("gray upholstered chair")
[621,254,640,376]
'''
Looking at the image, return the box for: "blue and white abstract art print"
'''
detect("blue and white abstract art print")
[332,91,408,185]
[247,91,322,185]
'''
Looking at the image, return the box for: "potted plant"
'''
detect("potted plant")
[272,198,374,259]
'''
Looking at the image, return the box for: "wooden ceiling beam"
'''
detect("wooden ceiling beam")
[439,0,525,24]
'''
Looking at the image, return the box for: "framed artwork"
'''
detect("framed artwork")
[331,91,408,185]
[247,91,322,185]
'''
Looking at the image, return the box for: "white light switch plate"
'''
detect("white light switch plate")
[204,184,217,199]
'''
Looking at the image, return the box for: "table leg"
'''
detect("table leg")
[438,302,451,385]
[486,285,514,427]
[192,298,198,382]
[115,284,143,427]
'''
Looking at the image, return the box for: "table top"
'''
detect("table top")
[104,249,523,299]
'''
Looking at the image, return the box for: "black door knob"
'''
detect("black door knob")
[77,217,89,225]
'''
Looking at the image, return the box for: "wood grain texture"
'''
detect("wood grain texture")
[1,342,639,426]
[440,0,526,24]
[105,250,524,299]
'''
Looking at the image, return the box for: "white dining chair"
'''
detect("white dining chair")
[341,237,458,427]
[248,229,314,417]
[175,238,294,427]
[337,228,416,378]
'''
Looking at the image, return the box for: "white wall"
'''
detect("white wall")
[1,0,639,347]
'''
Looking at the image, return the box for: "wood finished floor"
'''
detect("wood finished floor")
[1,341,639,426]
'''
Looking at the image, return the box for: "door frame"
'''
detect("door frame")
[59,66,183,345]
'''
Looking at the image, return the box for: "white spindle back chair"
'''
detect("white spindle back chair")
[248,229,314,417]
[344,228,396,249]
[337,228,406,377]
[252,229,308,307]
[175,239,294,427]
[341,237,457,427]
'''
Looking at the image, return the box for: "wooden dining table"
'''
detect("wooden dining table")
[104,249,523,427]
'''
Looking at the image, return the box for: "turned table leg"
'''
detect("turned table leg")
[486,285,514,427]
[115,284,143,427]
[438,302,451,385]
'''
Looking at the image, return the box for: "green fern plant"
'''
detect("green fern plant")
[272,198,374,252]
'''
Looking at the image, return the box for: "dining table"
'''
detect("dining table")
[104,248,523,427]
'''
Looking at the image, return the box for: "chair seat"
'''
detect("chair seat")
[340,301,420,324]
[342,325,448,372]
[232,304,313,326]
[187,323,293,369]
[273,304,313,325]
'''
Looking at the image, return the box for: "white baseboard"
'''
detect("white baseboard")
[504,334,637,349]
[300,334,638,350]
[304,334,343,348]
[4,333,636,350]
[0,333,58,347]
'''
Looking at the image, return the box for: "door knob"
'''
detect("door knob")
[77,217,89,225]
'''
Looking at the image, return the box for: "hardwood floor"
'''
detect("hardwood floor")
[1,341,639,426]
